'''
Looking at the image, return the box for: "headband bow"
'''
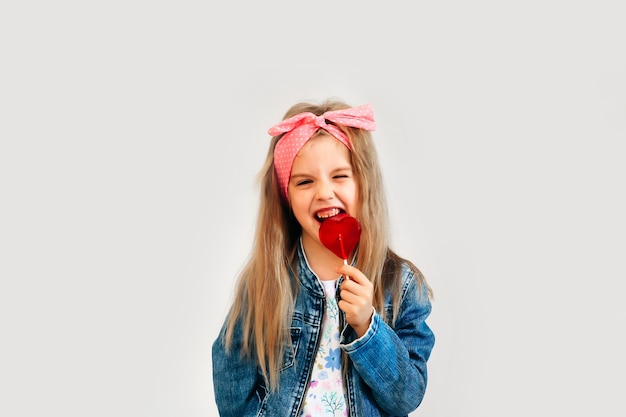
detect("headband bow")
[268,103,376,199]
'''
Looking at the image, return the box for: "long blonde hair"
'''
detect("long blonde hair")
[222,99,432,390]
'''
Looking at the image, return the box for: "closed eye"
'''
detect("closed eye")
[332,167,353,180]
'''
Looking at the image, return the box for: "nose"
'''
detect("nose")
[315,180,334,200]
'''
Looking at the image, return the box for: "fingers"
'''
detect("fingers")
[335,264,374,337]
[335,265,372,301]
[335,264,366,284]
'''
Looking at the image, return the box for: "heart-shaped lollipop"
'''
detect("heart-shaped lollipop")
[318,213,361,263]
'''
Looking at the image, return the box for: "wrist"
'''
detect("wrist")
[353,307,376,338]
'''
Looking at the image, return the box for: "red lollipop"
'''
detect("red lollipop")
[318,213,361,265]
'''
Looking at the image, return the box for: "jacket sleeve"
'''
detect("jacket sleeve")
[340,274,435,415]
[212,314,264,417]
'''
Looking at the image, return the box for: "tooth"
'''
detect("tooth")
[317,208,340,219]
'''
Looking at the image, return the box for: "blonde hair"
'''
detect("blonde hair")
[222,99,432,390]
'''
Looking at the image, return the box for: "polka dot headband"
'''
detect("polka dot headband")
[267,103,376,199]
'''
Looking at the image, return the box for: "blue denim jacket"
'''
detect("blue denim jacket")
[212,244,435,417]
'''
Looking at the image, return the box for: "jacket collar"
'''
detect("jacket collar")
[295,238,355,297]
[295,239,326,298]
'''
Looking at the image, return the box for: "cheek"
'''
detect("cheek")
[348,181,359,205]
[349,183,361,217]
[288,193,310,220]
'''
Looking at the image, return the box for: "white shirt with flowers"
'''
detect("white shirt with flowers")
[300,279,348,417]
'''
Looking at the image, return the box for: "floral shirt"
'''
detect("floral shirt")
[300,279,347,417]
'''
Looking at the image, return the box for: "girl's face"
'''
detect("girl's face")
[288,134,359,255]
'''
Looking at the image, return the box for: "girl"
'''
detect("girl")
[212,99,435,417]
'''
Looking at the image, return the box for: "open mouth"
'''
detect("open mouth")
[315,208,344,223]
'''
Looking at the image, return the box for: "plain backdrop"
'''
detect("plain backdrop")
[1,1,625,416]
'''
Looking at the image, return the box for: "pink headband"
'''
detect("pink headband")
[267,103,376,199]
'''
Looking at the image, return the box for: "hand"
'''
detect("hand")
[335,264,374,338]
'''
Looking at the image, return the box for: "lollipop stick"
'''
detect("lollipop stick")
[339,234,350,280]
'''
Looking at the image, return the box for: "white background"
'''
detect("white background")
[2,1,625,416]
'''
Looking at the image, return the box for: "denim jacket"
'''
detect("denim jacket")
[212,244,435,417]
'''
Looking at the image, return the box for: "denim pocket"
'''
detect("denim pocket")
[280,327,302,371]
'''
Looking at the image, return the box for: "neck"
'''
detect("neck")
[301,235,343,281]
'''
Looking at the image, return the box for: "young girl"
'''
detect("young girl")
[212,99,435,417]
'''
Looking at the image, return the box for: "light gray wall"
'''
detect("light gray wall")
[2,1,625,416]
